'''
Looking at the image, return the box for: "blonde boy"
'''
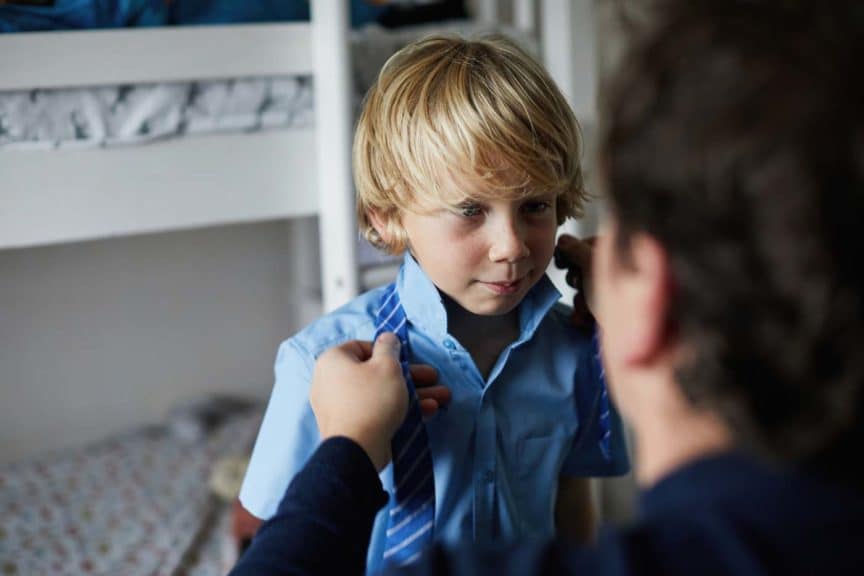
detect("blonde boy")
[240,35,628,573]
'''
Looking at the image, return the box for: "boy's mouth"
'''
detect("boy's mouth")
[479,276,526,295]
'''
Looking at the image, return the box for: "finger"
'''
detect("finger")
[555,235,587,269]
[557,235,593,262]
[553,244,574,269]
[408,364,438,387]
[555,234,581,261]
[566,268,583,290]
[570,304,595,331]
[419,398,441,418]
[416,385,451,407]
[557,233,578,246]
[373,332,401,361]
[337,340,374,361]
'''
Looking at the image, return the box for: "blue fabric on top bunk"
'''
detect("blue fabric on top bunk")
[162,1,313,27]
[0,0,388,33]
[168,1,387,28]
[0,0,167,32]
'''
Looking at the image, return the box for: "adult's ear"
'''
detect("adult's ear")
[618,233,674,367]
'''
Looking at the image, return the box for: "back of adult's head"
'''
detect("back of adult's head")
[601,0,864,479]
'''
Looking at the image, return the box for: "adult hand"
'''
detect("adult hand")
[310,334,449,471]
[555,234,597,330]
[412,363,451,418]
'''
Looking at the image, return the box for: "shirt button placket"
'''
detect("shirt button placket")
[473,399,497,542]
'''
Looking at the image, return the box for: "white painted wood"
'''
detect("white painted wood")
[541,0,575,108]
[541,0,597,244]
[312,1,358,312]
[0,23,313,91]
[539,0,599,302]
[540,0,596,123]
[514,0,536,32]
[0,130,318,249]
[476,0,498,25]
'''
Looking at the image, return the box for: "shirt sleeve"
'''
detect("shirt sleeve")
[560,332,631,478]
[230,437,389,576]
[239,338,320,519]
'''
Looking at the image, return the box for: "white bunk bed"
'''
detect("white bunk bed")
[0,2,358,311]
[0,2,594,572]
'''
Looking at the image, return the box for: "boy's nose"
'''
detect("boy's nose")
[488,217,530,263]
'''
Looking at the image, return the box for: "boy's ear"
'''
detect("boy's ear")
[368,209,392,244]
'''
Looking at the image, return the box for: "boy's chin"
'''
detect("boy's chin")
[441,283,531,317]
[463,295,522,317]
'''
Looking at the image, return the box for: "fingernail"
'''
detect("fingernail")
[378,332,399,348]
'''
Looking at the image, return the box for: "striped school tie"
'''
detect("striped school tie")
[592,328,612,460]
[375,283,436,565]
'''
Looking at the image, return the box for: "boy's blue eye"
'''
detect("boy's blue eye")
[459,203,484,218]
[523,200,552,214]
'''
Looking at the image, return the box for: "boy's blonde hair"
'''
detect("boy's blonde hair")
[354,34,586,253]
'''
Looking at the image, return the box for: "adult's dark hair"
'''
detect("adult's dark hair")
[602,0,864,469]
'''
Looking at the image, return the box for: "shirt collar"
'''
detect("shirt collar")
[395,252,562,343]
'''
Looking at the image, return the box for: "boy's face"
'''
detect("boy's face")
[400,192,558,316]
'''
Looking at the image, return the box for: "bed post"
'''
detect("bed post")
[312,1,359,312]
[541,0,597,123]
[513,0,536,33]
[541,0,597,240]
[541,0,607,519]
[476,0,498,25]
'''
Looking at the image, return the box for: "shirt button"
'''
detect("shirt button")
[443,339,456,350]
[482,470,494,483]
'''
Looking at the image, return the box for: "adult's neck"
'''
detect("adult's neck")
[627,372,733,487]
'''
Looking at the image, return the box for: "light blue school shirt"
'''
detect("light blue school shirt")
[240,253,629,574]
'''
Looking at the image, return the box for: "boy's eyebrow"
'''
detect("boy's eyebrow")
[448,193,555,209]
[438,199,483,214]
[512,189,557,202]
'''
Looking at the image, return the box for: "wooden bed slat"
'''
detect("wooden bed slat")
[0,130,318,249]
[0,23,313,91]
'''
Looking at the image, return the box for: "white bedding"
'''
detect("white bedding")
[0,76,314,150]
[0,407,262,575]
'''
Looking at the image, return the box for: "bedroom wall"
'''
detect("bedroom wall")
[0,219,321,464]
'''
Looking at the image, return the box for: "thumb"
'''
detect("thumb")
[373,332,401,361]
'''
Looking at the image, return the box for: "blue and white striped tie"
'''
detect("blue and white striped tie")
[592,328,612,460]
[375,283,436,566]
